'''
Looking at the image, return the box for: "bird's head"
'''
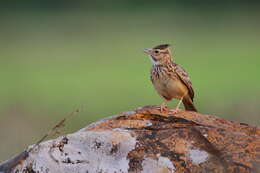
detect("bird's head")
[144,44,172,65]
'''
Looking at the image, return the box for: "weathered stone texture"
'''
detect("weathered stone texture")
[1,106,260,173]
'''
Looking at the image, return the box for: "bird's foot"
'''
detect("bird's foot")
[171,108,181,114]
[159,103,168,113]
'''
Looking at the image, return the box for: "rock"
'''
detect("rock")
[1,106,260,173]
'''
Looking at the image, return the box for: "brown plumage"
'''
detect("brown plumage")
[144,44,197,112]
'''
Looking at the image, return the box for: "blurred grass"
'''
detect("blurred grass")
[0,8,260,161]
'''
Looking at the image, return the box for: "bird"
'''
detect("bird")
[144,44,197,113]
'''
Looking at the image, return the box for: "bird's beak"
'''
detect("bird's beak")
[143,48,152,54]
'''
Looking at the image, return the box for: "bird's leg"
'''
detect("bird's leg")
[176,97,183,109]
[160,101,168,113]
[172,97,183,114]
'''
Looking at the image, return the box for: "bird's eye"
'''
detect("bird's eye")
[154,50,159,53]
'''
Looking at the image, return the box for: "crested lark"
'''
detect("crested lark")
[144,44,197,113]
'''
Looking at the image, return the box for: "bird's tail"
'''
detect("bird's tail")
[183,96,197,112]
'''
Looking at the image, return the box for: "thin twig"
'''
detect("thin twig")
[28,107,82,153]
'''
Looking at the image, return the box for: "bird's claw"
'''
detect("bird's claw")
[159,105,168,113]
[171,108,181,114]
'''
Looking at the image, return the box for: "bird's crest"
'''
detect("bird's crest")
[153,44,171,49]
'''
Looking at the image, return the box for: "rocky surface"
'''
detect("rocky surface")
[1,106,260,173]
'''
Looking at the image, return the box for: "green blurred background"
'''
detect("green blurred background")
[1,0,260,161]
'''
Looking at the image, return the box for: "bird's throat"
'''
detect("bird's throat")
[150,55,161,65]
[151,55,157,62]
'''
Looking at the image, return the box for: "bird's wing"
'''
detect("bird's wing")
[173,63,195,101]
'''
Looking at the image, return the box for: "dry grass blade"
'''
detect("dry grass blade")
[29,107,82,152]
